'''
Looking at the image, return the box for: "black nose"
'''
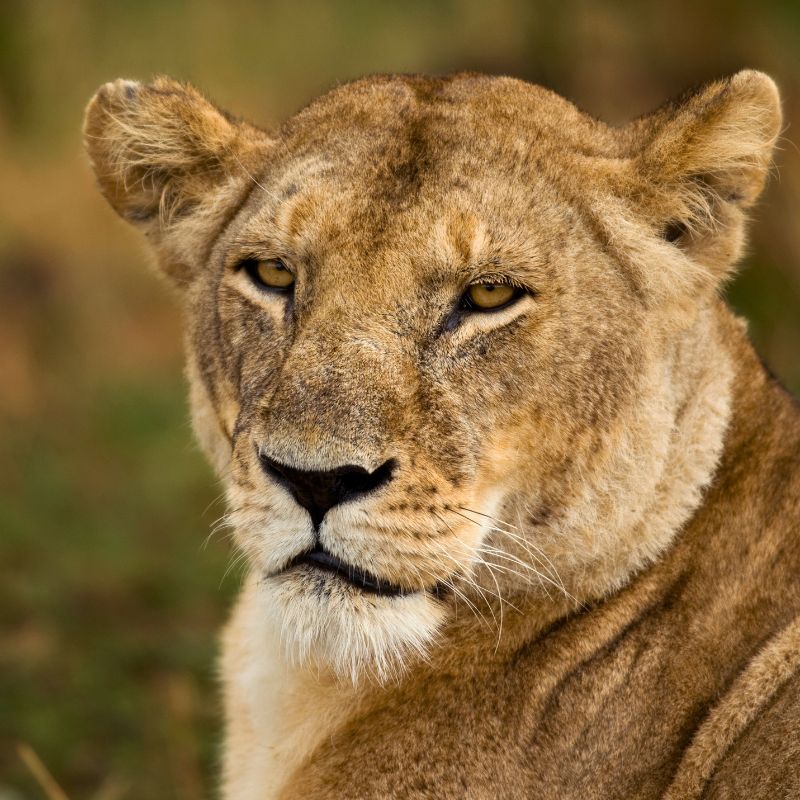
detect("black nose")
[259,454,396,527]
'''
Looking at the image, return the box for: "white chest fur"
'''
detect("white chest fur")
[221,577,360,800]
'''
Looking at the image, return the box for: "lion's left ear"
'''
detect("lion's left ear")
[630,70,781,283]
[84,77,273,285]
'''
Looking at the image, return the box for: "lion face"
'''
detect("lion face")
[85,72,780,680]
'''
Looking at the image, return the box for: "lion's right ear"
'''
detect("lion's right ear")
[628,71,781,291]
[84,77,272,284]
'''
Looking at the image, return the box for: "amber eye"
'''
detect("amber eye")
[462,282,519,311]
[242,258,295,291]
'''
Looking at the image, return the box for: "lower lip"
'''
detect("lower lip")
[291,550,411,598]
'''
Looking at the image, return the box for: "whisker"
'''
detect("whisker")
[466,557,524,614]
[453,506,569,593]
[432,513,497,613]
[445,504,578,604]
[478,542,581,605]
[477,545,557,600]
[482,525,564,587]
[200,487,228,519]
[220,549,250,588]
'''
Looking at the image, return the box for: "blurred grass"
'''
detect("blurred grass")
[1,1,799,797]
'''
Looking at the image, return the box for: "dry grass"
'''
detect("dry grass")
[19,743,129,800]
[18,744,72,800]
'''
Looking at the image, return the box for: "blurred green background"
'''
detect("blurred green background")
[1,1,799,798]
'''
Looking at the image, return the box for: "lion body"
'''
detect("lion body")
[83,70,800,798]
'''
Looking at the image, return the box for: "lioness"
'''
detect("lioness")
[84,70,800,798]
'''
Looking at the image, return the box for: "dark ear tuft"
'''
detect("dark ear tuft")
[661,220,688,244]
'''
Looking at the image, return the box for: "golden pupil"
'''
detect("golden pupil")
[255,260,294,289]
[468,283,515,309]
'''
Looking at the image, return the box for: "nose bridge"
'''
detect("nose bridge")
[262,318,405,471]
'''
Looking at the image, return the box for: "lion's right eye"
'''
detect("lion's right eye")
[240,258,295,292]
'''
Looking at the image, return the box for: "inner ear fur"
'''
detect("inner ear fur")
[84,77,270,222]
[83,77,272,282]
[630,70,782,280]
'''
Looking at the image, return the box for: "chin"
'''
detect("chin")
[260,568,447,685]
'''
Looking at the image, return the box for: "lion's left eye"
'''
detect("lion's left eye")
[461,282,521,311]
[241,258,295,291]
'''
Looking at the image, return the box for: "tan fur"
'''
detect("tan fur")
[84,70,800,798]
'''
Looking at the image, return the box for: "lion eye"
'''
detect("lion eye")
[463,282,519,311]
[242,258,295,291]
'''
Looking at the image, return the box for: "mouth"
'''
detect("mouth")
[284,546,412,598]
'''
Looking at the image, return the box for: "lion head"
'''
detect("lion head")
[84,71,780,681]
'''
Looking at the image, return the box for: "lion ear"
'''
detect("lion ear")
[631,70,781,281]
[83,77,272,284]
